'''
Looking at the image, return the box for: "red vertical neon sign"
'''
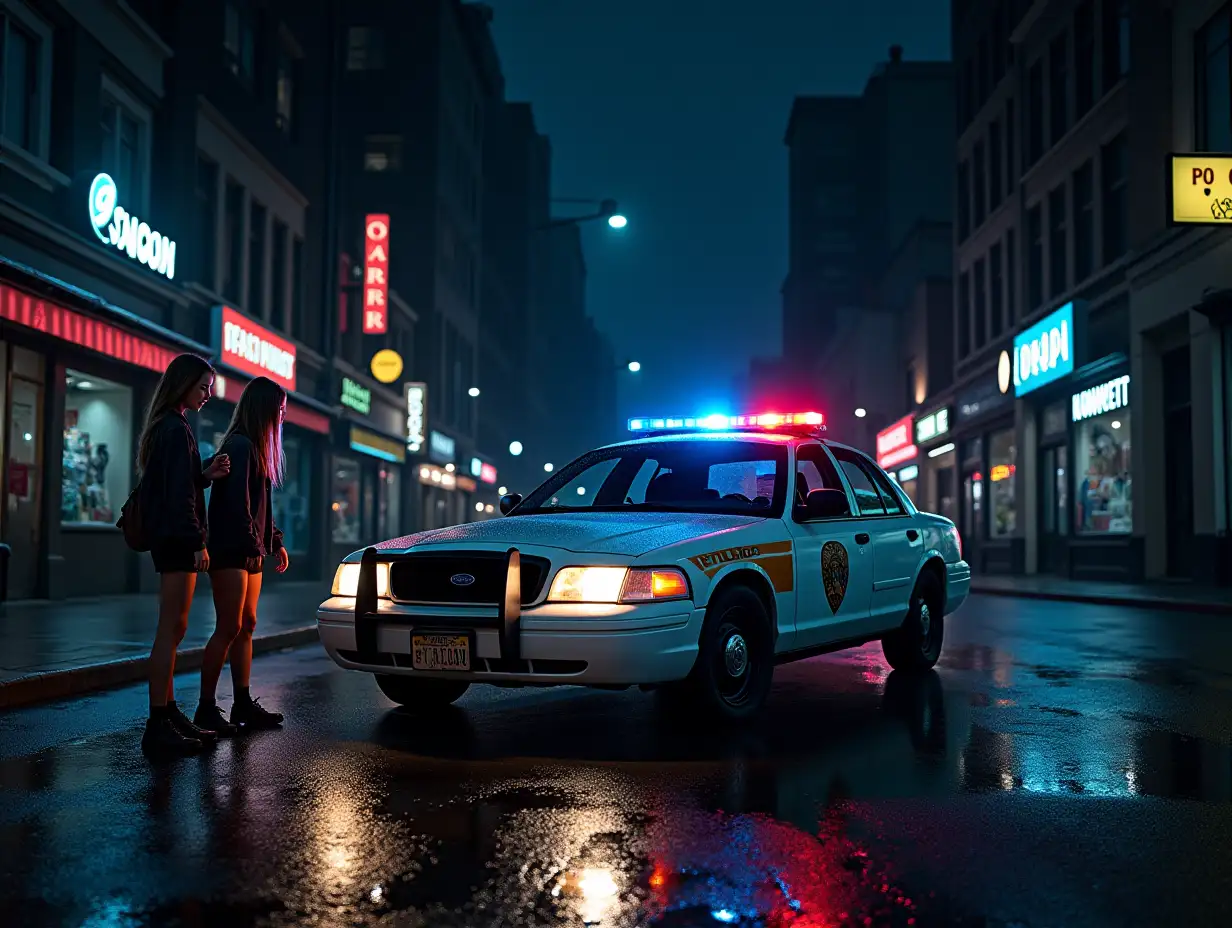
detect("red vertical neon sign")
[362,215,390,334]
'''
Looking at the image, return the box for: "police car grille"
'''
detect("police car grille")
[388,552,550,605]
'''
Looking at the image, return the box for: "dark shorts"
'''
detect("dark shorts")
[209,552,264,574]
[151,544,199,574]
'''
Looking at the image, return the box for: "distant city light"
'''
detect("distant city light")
[475,501,485,512]
[498,485,508,495]
[627,360,641,372]
[608,214,627,229]
[544,462,554,472]
[468,386,480,397]
[509,441,523,456]
[577,486,586,495]
[854,407,867,418]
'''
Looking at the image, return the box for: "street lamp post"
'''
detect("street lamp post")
[543,198,628,231]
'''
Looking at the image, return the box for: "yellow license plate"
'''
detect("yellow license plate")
[411,634,471,672]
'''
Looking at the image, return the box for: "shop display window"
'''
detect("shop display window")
[61,370,133,526]
[331,456,361,545]
[274,434,312,554]
[1075,412,1132,534]
[377,465,401,538]
[988,428,1017,538]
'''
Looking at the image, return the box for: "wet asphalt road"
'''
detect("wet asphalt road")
[2,594,1231,927]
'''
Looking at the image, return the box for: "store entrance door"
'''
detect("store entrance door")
[6,373,44,599]
[1040,444,1068,574]
[1162,346,1194,578]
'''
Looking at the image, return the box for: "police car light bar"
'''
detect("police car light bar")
[627,411,825,432]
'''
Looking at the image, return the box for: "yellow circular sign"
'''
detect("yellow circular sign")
[997,350,1012,395]
[370,349,403,384]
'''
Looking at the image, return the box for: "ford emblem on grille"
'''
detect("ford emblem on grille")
[450,573,477,587]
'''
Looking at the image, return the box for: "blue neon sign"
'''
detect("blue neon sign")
[1013,302,1074,396]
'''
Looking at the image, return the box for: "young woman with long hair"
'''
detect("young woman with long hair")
[138,352,231,756]
[195,376,290,735]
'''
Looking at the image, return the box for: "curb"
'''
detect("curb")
[970,585,1232,615]
[0,626,319,710]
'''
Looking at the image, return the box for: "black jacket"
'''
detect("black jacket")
[144,412,209,551]
[207,433,283,558]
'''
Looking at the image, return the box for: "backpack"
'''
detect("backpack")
[117,481,150,552]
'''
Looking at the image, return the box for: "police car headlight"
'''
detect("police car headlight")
[547,567,691,603]
[331,562,390,598]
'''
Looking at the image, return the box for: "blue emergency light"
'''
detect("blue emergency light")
[627,411,825,432]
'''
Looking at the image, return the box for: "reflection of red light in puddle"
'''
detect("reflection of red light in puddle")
[643,807,919,925]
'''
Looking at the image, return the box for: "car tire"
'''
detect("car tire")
[374,674,470,708]
[881,570,945,672]
[676,584,775,724]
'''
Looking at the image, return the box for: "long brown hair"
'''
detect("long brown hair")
[221,376,286,486]
[137,353,214,474]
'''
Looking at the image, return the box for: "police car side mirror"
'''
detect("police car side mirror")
[803,488,850,520]
[499,493,523,516]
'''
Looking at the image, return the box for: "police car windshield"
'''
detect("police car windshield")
[516,439,789,517]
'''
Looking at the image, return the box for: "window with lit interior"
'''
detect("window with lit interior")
[1074,410,1131,534]
[274,434,311,554]
[331,456,362,544]
[62,370,132,526]
[988,428,1016,538]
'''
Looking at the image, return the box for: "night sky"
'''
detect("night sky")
[488,0,950,430]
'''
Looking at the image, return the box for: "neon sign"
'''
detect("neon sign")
[876,414,917,469]
[363,214,390,334]
[88,173,177,279]
[341,377,372,415]
[405,382,426,452]
[1072,375,1129,422]
[215,305,297,392]
[1013,302,1074,396]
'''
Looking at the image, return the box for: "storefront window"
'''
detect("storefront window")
[1075,412,1132,533]
[331,456,362,545]
[377,465,401,538]
[988,428,1017,537]
[274,434,312,554]
[62,370,133,525]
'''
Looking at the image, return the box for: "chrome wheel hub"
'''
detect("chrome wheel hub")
[724,634,749,677]
[919,602,932,639]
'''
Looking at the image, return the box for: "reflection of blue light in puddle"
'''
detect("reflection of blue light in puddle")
[711,910,738,923]
[80,899,138,928]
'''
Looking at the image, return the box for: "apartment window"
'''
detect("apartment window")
[275,48,295,136]
[989,120,1003,206]
[1027,60,1044,166]
[248,200,267,319]
[1,7,52,159]
[973,141,987,227]
[223,179,244,303]
[958,270,971,358]
[1101,133,1128,264]
[100,79,150,214]
[1102,0,1130,90]
[290,236,305,343]
[1006,229,1017,323]
[990,242,1004,337]
[1005,98,1016,190]
[223,1,255,84]
[1075,0,1096,120]
[364,135,403,172]
[346,27,384,70]
[1049,32,1069,147]
[1048,184,1067,298]
[957,159,971,241]
[195,155,219,289]
[271,221,288,331]
[1027,203,1043,310]
[1197,7,1232,153]
[1073,160,1095,282]
[974,257,988,348]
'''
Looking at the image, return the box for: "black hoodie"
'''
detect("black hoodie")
[143,411,209,551]
[207,432,283,558]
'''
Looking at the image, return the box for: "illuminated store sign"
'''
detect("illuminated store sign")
[897,464,919,483]
[404,382,426,452]
[418,464,457,490]
[876,414,917,469]
[915,407,951,444]
[429,430,456,464]
[1013,302,1073,396]
[350,426,405,463]
[89,173,177,279]
[370,348,403,383]
[341,377,371,415]
[1170,155,1232,225]
[470,457,498,485]
[1072,375,1129,423]
[214,305,297,392]
[363,214,390,334]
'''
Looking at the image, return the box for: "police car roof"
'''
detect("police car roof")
[602,431,856,451]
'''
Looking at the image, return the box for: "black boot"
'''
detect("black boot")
[141,716,203,757]
[230,696,284,730]
[194,702,238,737]
[168,700,218,744]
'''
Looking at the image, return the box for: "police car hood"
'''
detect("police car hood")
[370,511,766,557]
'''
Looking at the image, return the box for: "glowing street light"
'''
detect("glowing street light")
[544,462,554,473]
[627,360,641,373]
[475,501,485,512]
[468,386,480,397]
[498,485,508,495]
[509,441,523,456]
[607,214,628,229]
[854,407,867,418]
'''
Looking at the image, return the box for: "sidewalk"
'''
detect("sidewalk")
[0,580,325,709]
[970,574,1232,614]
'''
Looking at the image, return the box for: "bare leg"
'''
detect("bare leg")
[229,571,263,692]
[202,570,247,704]
[148,572,196,709]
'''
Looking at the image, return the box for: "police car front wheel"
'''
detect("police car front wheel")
[881,571,945,672]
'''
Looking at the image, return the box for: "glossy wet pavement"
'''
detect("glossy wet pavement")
[2,594,1231,927]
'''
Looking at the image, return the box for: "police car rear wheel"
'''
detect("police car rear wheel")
[684,585,774,723]
[881,571,945,672]
[375,674,470,708]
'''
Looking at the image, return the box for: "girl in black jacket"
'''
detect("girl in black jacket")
[195,376,290,735]
[138,353,231,756]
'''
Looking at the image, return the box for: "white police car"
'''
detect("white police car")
[317,411,970,721]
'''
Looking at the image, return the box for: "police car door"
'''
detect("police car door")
[786,444,874,648]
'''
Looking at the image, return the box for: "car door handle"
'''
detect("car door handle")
[906,529,919,542]
[855,533,870,545]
